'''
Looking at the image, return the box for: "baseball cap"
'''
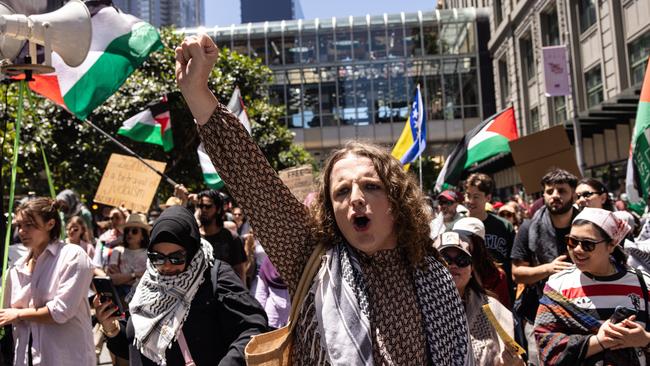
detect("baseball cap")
[438,190,459,202]
[452,217,485,242]
[434,231,472,257]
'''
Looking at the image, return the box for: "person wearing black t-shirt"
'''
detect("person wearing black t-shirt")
[464,173,515,291]
[510,169,579,365]
[198,190,247,282]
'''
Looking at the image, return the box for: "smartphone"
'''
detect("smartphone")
[609,305,637,324]
[92,276,125,317]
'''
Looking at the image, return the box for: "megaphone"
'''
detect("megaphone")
[0,2,24,61]
[0,0,91,73]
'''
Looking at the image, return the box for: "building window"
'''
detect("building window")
[494,0,503,25]
[498,59,509,109]
[541,6,560,46]
[520,37,535,82]
[585,65,603,108]
[529,106,540,133]
[628,31,650,86]
[552,96,567,126]
[578,0,597,34]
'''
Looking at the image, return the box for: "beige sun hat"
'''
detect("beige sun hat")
[160,196,183,210]
[120,212,151,233]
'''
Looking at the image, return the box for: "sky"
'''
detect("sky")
[205,0,438,27]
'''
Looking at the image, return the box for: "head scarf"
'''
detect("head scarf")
[149,205,201,261]
[56,189,82,219]
[574,207,631,244]
[129,205,213,365]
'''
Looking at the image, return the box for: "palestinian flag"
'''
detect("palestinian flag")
[29,1,162,120]
[435,107,518,191]
[197,87,251,189]
[227,86,251,134]
[118,96,173,152]
[626,57,650,210]
[198,143,224,190]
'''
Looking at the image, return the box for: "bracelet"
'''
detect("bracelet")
[594,335,606,351]
[101,320,120,338]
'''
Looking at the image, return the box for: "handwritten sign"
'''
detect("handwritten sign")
[278,165,315,203]
[94,154,167,213]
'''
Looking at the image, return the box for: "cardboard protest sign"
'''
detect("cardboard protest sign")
[279,164,315,203]
[509,126,581,193]
[94,153,166,213]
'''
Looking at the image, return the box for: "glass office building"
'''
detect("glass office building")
[183,8,494,156]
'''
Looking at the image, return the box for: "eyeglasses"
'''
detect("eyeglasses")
[147,250,187,265]
[576,191,602,199]
[198,204,214,210]
[565,235,607,252]
[441,252,472,267]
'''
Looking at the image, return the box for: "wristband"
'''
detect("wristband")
[594,335,606,351]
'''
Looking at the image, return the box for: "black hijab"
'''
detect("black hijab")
[149,206,200,260]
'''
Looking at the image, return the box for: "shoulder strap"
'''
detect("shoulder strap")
[288,243,326,332]
[211,260,221,294]
[635,268,650,331]
[177,330,196,366]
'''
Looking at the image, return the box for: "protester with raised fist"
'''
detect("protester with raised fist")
[175,33,472,365]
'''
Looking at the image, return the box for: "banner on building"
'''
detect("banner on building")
[94,154,167,213]
[542,45,571,97]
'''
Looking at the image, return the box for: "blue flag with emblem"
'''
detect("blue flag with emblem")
[391,85,426,170]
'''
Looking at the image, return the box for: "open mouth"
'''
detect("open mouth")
[353,215,370,231]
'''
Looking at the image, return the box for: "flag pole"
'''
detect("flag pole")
[81,118,178,187]
[419,156,423,189]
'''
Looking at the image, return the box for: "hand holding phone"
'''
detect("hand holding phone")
[609,306,637,324]
[92,276,125,317]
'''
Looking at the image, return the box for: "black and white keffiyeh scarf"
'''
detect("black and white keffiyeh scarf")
[129,241,213,365]
[312,242,472,366]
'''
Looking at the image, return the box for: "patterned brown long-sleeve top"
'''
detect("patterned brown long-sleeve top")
[198,103,428,365]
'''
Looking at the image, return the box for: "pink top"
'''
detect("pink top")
[6,240,95,366]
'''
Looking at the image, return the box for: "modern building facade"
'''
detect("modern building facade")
[491,0,648,194]
[183,9,496,164]
[113,0,204,27]
[442,0,650,195]
[241,0,303,23]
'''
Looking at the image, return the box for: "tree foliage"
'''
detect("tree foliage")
[0,27,313,206]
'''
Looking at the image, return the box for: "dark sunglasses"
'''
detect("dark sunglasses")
[576,191,602,199]
[198,203,214,210]
[499,211,514,218]
[565,235,606,252]
[147,250,187,265]
[126,227,142,235]
[442,253,472,268]
[438,199,453,206]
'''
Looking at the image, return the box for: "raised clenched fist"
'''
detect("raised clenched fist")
[175,34,219,93]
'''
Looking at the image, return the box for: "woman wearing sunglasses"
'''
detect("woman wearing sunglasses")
[435,231,523,366]
[106,213,151,301]
[535,207,650,365]
[575,178,614,211]
[95,205,267,365]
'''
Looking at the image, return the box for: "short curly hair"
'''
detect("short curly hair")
[310,141,437,267]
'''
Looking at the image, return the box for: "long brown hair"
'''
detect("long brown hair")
[311,141,436,266]
[16,197,62,241]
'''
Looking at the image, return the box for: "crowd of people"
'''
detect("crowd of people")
[0,34,649,366]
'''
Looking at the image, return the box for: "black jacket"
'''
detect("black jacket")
[107,261,268,366]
